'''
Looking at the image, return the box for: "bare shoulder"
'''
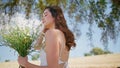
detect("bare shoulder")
[45,29,60,47]
[45,29,61,37]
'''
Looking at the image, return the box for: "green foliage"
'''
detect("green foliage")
[84,53,92,56]
[104,50,112,54]
[90,47,105,55]
[0,0,67,18]
[84,47,112,56]
[68,0,120,48]
[5,59,10,62]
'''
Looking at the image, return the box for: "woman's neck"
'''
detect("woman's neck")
[44,23,55,33]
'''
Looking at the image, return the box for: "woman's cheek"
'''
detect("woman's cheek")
[44,21,48,26]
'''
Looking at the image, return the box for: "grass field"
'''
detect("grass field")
[0,54,120,68]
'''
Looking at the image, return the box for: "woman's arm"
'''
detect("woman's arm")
[34,32,44,50]
[18,56,48,68]
[45,29,59,68]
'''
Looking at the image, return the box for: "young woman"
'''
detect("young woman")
[18,6,76,68]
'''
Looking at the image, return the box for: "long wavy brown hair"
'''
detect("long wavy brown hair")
[44,6,76,51]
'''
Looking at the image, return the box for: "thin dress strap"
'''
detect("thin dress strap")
[59,42,64,58]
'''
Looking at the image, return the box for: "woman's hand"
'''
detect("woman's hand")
[18,56,28,67]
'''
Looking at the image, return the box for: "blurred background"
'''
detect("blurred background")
[0,0,120,63]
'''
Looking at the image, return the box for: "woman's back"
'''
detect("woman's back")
[40,29,69,68]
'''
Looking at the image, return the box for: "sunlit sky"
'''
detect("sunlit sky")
[0,10,120,62]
